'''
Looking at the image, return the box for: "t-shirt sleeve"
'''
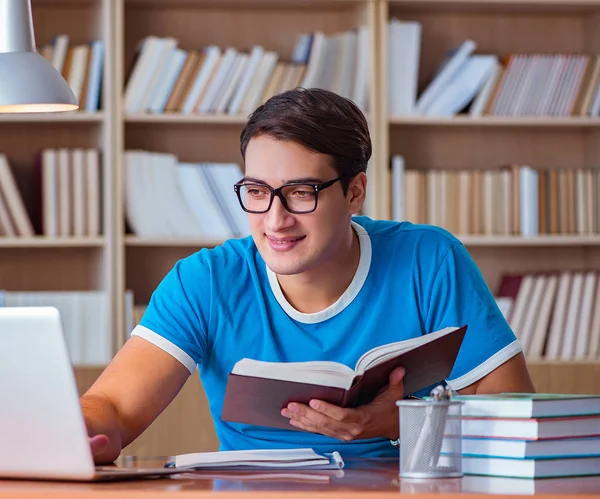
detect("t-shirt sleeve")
[423,241,523,391]
[131,255,209,375]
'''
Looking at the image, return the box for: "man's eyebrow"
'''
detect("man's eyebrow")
[240,176,323,184]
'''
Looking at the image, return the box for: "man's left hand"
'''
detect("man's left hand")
[280,366,406,441]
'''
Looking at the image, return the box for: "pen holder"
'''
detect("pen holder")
[396,399,463,479]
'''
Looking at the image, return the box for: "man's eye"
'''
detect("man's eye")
[247,188,268,197]
[290,189,315,198]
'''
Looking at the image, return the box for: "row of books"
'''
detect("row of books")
[496,271,600,361]
[38,34,104,112]
[392,156,600,236]
[124,150,250,239]
[0,149,102,238]
[124,28,370,116]
[389,20,600,117]
[0,290,134,366]
[452,393,600,479]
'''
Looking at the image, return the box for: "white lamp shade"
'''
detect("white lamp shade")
[0,0,78,113]
[0,52,78,112]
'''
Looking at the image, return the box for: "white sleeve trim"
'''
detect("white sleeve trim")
[446,339,523,391]
[131,325,197,375]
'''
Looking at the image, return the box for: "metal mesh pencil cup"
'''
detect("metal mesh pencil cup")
[396,399,463,479]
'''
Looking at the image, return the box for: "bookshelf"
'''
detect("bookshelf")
[2,0,600,456]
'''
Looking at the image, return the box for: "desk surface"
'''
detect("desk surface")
[1,457,600,498]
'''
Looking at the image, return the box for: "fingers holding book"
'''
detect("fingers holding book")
[280,366,406,441]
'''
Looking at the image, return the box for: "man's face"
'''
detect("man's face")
[242,135,361,277]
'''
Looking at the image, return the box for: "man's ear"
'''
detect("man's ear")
[347,173,367,214]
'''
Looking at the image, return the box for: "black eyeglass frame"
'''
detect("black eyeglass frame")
[233,175,346,214]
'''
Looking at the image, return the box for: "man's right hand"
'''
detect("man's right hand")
[89,434,110,460]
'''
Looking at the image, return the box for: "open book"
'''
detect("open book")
[221,325,467,430]
[166,448,344,470]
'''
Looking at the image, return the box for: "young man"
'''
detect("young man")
[82,88,535,464]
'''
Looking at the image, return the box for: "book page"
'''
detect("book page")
[231,358,355,389]
[354,326,460,374]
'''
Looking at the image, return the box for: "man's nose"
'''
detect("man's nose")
[265,195,294,231]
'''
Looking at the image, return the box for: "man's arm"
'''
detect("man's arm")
[80,336,191,464]
[456,351,535,394]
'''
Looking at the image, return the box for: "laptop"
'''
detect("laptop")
[0,306,184,482]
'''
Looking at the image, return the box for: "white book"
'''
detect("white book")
[415,39,477,115]
[213,53,249,114]
[574,271,597,359]
[560,271,584,360]
[176,163,233,240]
[391,155,405,221]
[388,19,421,116]
[56,149,71,237]
[586,273,600,359]
[519,166,538,236]
[527,274,558,360]
[352,26,370,112]
[424,55,498,117]
[228,46,265,116]
[545,271,572,360]
[41,149,58,237]
[240,51,279,115]
[123,36,164,113]
[0,188,16,237]
[70,149,87,237]
[0,154,34,237]
[50,34,70,73]
[519,275,547,355]
[147,48,188,114]
[197,47,238,114]
[300,31,325,90]
[85,149,101,237]
[138,38,178,113]
[469,59,501,117]
[181,45,221,115]
[66,45,89,103]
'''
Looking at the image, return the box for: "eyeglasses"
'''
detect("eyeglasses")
[233,176,345,214]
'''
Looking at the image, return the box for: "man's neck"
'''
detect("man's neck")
[276,226,361,314]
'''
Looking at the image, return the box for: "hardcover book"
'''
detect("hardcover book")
[221,325,467,430]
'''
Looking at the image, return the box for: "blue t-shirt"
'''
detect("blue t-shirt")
[133,217,521,458]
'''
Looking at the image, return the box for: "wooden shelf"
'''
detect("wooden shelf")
[389,116,600,128]
[124,0,365,8]
[527,360,600,366]
[125,113,247,125]
[125,236,227,247]
[389,0,600,13]
[0,112,104,123]
[458,235,600,247]
[0,237,105,248]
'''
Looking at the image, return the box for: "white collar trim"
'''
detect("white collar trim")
[266,221,372,324]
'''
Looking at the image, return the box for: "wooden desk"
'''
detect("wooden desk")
[0,458,599,498]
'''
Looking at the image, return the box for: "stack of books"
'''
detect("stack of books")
[455,393,600,479]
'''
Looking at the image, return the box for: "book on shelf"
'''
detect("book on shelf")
[221,325,467,430]
[124,27,370,117]
[387,21,600,118]
[167,448,344,470]
[395,159,600,238]
[0,149,102,239]
[38,34,104,112]
[495,270,600,361]
[124,150,249,240]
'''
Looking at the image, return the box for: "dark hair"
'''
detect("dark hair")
[240,88,372,193]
